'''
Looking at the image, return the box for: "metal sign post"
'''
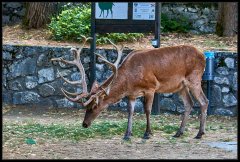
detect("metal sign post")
[90,2,161,114]
[151,3,161,115]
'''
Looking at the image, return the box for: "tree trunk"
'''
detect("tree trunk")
[23,2,58,29]
[216,2,238,37]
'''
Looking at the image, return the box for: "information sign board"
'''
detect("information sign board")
[133,2,156,20]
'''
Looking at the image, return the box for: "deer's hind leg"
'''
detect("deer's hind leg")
[187,78,209,139]
[173,86,194,138]
[143,92,155,139]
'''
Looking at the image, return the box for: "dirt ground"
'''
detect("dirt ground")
[2,24,237,52]
[2,105,238,159]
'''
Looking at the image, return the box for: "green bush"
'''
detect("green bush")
[48,5,91,41]
[161,13,192,33]
[48,5,144,44]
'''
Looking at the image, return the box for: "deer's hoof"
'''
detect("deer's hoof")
[143,132,152,139]
[173,131,183,138]
[194,132,205,139]
[123,136,131,141]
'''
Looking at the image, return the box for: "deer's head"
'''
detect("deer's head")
[51,36,124,128]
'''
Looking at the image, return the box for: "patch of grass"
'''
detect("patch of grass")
[160,125,179,134]
[202,39,227,49]
[3,114,237,144]
[3,119,161,141]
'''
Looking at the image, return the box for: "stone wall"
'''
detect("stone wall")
[2,2,218,34]
[2,2,26,26]
[2,44,238,116]
[161,2,218,34]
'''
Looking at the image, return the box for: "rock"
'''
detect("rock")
[56,69,72,78]
[96,63,104,72]
[11,16,21,24]
[7,57,36,79]
[16,8,26,17]
[215,108,233,116]
[214,77,229,85]
[2,16,10,25]
[3,45,14,52]
[174,6,185,13]
[176,106,185,113]
[194,19,206,27]
[2,92,12,104]
[48,80,65,95]
[13,91,40,104]
[232,72,237,91]
[83,57,90,63]
[6,2,22,8]
[211,85,221,104]
[224,58,234,69]
[71,72,81,81]
[160,98,176,112]
[163,93,173,97]
[38,84,55,97]
[188,7,198,13]
[221,87,229,93]
[202,8,210,15]
[96,70,103,81]
[3,51,12,60]
[38,68,55,84]
[23,46,38,57]
[3,75,7,87]
[223,94,237,107]
[135,98,144,112]
[216,67,229,75]
[25,76,38,89]
[9,80,23,91]
[119,101,127,108]
[56,98,75,108]
[37,54,49,67]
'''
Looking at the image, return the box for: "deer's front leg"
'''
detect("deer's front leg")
[143,92,154,139]
[123,97,136,140]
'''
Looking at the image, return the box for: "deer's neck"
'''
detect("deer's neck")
[103,75,127,106]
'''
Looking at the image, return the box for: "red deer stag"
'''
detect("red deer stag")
[51,36,209,140]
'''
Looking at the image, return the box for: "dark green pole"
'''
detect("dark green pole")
[152,2,161,115]
[90,2,96,88]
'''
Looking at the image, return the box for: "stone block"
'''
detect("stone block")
[38,67,55,84]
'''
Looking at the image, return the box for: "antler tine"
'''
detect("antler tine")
[95,53,117,74]
[57,69,81,85]
[106,38,124,67]
[83,90,103,107]
[95,53,118,96]
[61,88,88,103]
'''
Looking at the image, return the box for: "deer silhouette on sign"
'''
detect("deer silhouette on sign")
[98,2,115,18]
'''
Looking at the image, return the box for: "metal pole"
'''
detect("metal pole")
[207,80,212,115]
[152,2,161,115]
[90,2,96,88]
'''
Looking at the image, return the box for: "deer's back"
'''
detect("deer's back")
[117,45,206,93]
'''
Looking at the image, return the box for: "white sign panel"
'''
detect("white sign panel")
[95,2,128,19]
[133,2,155,20]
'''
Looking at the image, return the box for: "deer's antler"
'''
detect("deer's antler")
[51,36,92,103]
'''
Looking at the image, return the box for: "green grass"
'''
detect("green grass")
[3,117,180,144]
[3,113,237,144]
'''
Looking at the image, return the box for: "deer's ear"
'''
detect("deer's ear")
[90,80,99,94]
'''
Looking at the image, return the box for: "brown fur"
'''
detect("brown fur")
[82,45,208,139]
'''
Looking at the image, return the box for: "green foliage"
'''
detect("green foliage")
[48,5,91,41]
[48,5,144,44]
[161,13,192,33]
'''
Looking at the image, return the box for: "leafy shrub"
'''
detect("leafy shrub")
[161,13,192,33]
[48,5,91,41]
[48,5,144,44]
